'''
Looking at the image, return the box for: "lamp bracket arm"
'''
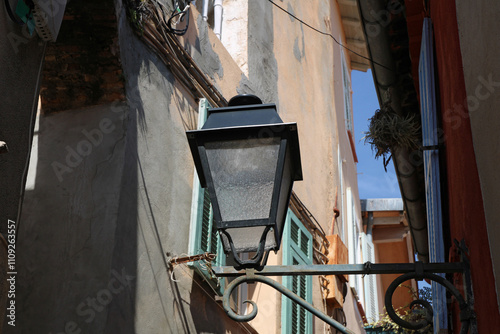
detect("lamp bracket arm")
[222,271,355,334]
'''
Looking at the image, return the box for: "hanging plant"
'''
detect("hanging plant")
[363,100,421,170]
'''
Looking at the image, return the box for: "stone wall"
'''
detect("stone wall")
[40,0,124,113]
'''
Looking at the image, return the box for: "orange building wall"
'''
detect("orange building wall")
[376,239,414,311]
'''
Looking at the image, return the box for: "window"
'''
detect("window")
[341,54,353,132]
[188,98,225,295]
[282,210,313,334]
[361,233,379,322]
[346,188,363,298]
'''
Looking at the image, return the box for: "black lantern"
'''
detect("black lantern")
[186,95,302,269]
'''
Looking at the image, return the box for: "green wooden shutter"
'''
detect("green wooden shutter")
[341,54,353,132]
[199,189,214,253]
[282,210,313,334]
[188,99,225,295]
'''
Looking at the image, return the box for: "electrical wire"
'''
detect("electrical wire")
[267,0,393,71]
[166,4,190,35]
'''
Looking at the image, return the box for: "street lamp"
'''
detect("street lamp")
[186,94,302,269]
[185,95,474,334]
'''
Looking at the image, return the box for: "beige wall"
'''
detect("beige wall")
[273,6,364,331]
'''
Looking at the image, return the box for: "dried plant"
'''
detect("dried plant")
[363,102,421,169]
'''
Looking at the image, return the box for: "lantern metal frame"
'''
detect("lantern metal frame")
[186,98,302,269]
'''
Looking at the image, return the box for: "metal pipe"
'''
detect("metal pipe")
[213,262,465,277]
[213,0,223,39]
[202,0,209,21]
[358,0,429,262]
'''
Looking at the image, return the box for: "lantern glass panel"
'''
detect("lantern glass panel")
[220,226,277,253]
[205,137,281,222]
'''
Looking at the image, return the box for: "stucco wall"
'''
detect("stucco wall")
[455,0,500,312]
[270,1,364,332]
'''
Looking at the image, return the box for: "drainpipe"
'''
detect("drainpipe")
[366,212,374,244]
[358,0,429,262]
[213,0,223,39]
[202,0,209,21]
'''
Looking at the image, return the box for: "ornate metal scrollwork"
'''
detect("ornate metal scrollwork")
[221,270,355,334]
[214,261,474,334]
[384,272,475,334]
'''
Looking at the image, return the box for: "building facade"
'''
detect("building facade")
[359,0,500,332]
[0,0,387,333]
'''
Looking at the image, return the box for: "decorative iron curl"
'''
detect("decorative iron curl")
[222,272,355,334]
[384,272,473,334]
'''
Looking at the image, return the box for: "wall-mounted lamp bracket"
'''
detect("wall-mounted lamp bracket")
[214,261,475,333]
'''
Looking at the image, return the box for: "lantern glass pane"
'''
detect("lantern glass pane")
[221,226,277,253]
[205,137,280,222]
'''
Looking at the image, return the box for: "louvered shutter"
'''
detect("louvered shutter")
[199,189,213,252]
[188,99,224,295]
[342,54,353,132]
[282,211,313,334]
[347,189,363,300]
[361,233,379,322]
[419,17,447,332]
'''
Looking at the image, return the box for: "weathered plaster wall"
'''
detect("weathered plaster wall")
[456,0,500,311]
[14,103,128,333]
[221,0,249,76]
[270,0,364,332]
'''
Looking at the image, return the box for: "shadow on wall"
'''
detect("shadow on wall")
[13,101,135,334]
[12,0,202,332]
[11,0,139,332]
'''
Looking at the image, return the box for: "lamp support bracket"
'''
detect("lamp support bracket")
[214,261,476,334]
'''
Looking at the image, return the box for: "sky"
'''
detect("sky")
[351,69,402,200]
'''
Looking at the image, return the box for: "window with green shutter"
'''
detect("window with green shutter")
[282,210,313,334]
[341,54,353,132]
[188,99,225,295]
